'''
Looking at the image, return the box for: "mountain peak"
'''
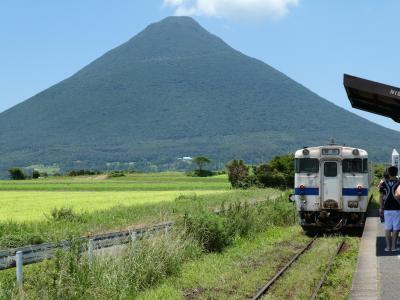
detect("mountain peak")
[121,16,230,59]
[157,16,200,26]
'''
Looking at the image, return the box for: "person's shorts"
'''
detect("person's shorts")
[384,210,400,231]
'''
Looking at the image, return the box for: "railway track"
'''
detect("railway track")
[252,236,345,300]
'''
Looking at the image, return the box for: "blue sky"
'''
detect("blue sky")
[1,0,400,130]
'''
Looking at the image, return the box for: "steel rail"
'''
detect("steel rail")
[310,240,345,300]
[252,236,318,300]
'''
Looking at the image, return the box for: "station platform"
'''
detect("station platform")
[350,209,400,300]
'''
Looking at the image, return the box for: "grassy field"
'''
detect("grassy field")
[0,195,298,299]
[0,172,230,191]
[0,173,230,222]
[0,173,360,299]
[0,190,228,222]
[0,173,282,248]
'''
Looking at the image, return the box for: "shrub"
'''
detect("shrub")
[187,169,215,177]
[32,170,40,179]
[68,169,101,176]
[129,233,201,291]
[223,201,256,237]
[182,211,232,252]
[49,207,82,222]
[226,160,249,188]
[8,167,26,180]
[108,171,125,177]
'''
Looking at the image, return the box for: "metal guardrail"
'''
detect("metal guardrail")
[0,222,174,271]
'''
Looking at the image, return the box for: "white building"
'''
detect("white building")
[392,149,399,169]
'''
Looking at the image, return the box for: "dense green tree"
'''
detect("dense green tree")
[193,156,211,171]
[32,170,40,179]
[226,160,249,188]
[9,168,26,180]
[254,154,294,189]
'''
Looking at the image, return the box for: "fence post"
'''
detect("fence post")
[16,251,23,287]
[131,232,137,255]
[88,239,94,265]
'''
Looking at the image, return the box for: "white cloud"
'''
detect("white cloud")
[163,0,299,20]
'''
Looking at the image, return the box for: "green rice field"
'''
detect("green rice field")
[0,173,230,222]
[0,172,230,191]
[0,190,228,222]
[0,172,282,248]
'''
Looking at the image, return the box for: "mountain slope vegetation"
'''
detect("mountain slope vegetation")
[0,16,396,174]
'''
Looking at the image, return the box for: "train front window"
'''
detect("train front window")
[324,162,337,177]
[343,159,363,173]
[363,159,369,173]
[295,158,319,173]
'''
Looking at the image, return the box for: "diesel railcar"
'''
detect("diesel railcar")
[289,145,372,232]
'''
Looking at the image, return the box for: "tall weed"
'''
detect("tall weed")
[9,233,200,299]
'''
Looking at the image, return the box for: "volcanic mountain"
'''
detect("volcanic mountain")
[0,16,397,174]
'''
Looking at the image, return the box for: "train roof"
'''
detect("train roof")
[295,145,368,158]
[344,74,400,123]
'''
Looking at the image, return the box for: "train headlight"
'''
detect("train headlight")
[357,185,363,195]
[299,184,305,195]
[302,149,310,156]
[352,149,360,156]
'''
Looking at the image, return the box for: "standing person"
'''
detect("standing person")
[380,166,400,252]
[378,170,390,190]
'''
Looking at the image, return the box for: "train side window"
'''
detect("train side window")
[342,159,363,173]
[324,162,337,177]
[295,158,319,173]
[363,159,368,173]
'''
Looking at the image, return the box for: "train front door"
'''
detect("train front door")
[321,161,341,209]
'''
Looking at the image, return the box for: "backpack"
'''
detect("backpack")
[383,180,400,206]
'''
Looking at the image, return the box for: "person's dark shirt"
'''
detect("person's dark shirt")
[380,179,400,210]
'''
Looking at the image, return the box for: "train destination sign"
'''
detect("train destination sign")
[322,148,340,156]
[343,74,400,123]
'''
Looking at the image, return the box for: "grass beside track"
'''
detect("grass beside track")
[139,232,359,300]
[139,227,308,299]
[316,238,359,300]
[0,188,281,248]
[263,236,358,300]
[0,195,297,299]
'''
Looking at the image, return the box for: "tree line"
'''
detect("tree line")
[226,154,294,189]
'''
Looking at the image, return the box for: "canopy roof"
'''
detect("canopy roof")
[344,74,400,123]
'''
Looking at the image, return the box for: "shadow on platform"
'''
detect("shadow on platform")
[376,236,400,256]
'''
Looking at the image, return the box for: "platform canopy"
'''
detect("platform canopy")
[344,74,400,123]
